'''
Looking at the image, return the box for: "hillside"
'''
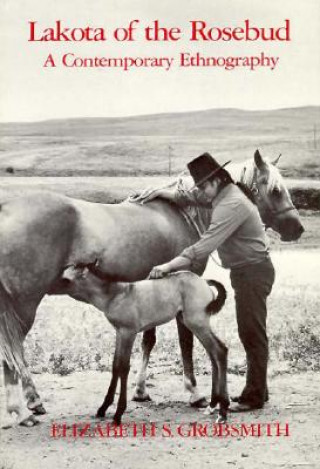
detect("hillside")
[0,107,319,177]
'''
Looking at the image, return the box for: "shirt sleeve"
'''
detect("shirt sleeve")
[180,196,253,267]
[174,188,212,208]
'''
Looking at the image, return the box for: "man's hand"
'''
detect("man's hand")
[129,188,162,205]
[148,263,172,279]
[130,188,176,205]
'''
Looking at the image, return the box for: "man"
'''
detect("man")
[144,152,275,411]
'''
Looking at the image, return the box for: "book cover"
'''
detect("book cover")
[0,1,319,468]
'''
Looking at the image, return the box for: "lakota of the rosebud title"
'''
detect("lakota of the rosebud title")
[28,19,290,42]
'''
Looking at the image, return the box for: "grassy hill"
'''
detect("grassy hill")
[0,106,319,177]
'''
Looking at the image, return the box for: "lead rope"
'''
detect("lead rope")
[209,251,223,268]
[183,209,223,269]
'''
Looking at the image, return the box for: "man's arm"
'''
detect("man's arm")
[179,198,253,267]
[180,196,254,265]
[130,184,210,207]
[149,195,253,278]
[149,256,192,279]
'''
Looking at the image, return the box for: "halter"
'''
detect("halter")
[268,205,297,216]
[240,165,297,217]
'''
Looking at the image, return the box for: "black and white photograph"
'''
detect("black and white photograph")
[0,0,319,468]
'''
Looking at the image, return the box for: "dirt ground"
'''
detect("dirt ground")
[0,370,319,469]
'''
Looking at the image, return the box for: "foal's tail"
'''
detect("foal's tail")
[205,280,227,315]
[0,280,28,378]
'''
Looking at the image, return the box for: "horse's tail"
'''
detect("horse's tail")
[0,281,28,378]
[205,280,227,315]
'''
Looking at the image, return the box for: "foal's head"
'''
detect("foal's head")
[61,261,104,303]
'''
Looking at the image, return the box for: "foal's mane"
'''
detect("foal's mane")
[76,261,123,283]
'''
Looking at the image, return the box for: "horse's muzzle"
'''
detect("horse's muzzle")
[280,222,304,241]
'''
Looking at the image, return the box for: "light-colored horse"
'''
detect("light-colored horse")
[0,150,304,427]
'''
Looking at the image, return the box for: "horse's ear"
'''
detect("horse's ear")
[271,153,282,166]
[86,258,99,270]
[82,267,89,278]
[62,266,77,281]
[254,149,267,170]
[85,258,99,274]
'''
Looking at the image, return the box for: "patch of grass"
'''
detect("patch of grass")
[291,188,320,210]
[0,107,319,178]
[281,323,320,371]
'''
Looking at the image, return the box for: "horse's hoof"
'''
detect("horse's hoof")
[20,414,40,427]
[215,415,227,424]
[96,408,106,418]
[132,392,152,402]
[190,397,209,408]
[31,404,47,415]
[203,405,217,415]
[113,416,122,426]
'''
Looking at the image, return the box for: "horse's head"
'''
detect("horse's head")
[245,150,304,241]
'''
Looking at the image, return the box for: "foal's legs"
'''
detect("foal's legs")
[97,329,136,424]
[184,317,229,422]
[132,328,156,402]
[176,318,208,407]
[133,322,207,407]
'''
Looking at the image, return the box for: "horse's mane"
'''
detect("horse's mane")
[239,158,287,194]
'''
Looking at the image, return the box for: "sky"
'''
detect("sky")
[0,0,319,122]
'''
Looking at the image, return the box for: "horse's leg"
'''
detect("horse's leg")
[113,330,136,425]
[132,328,156,402]
[97,329,136,423]
[2,361,38,428]
[186,319,229,422]
[176,317,208,408]
[18,302,46,415]
[0,296,41,428]
[21,373,46,416]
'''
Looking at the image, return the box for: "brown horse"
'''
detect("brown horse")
[0,150,304,427]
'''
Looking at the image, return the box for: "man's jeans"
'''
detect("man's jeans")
[230,257,275,407]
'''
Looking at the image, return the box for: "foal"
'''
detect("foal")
[61,262,229,424]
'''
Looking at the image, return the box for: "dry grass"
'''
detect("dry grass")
[0,107,319,178]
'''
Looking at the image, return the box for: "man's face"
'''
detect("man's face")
[197,179,219,202]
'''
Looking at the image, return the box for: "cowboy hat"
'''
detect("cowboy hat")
[187,153,231,187]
